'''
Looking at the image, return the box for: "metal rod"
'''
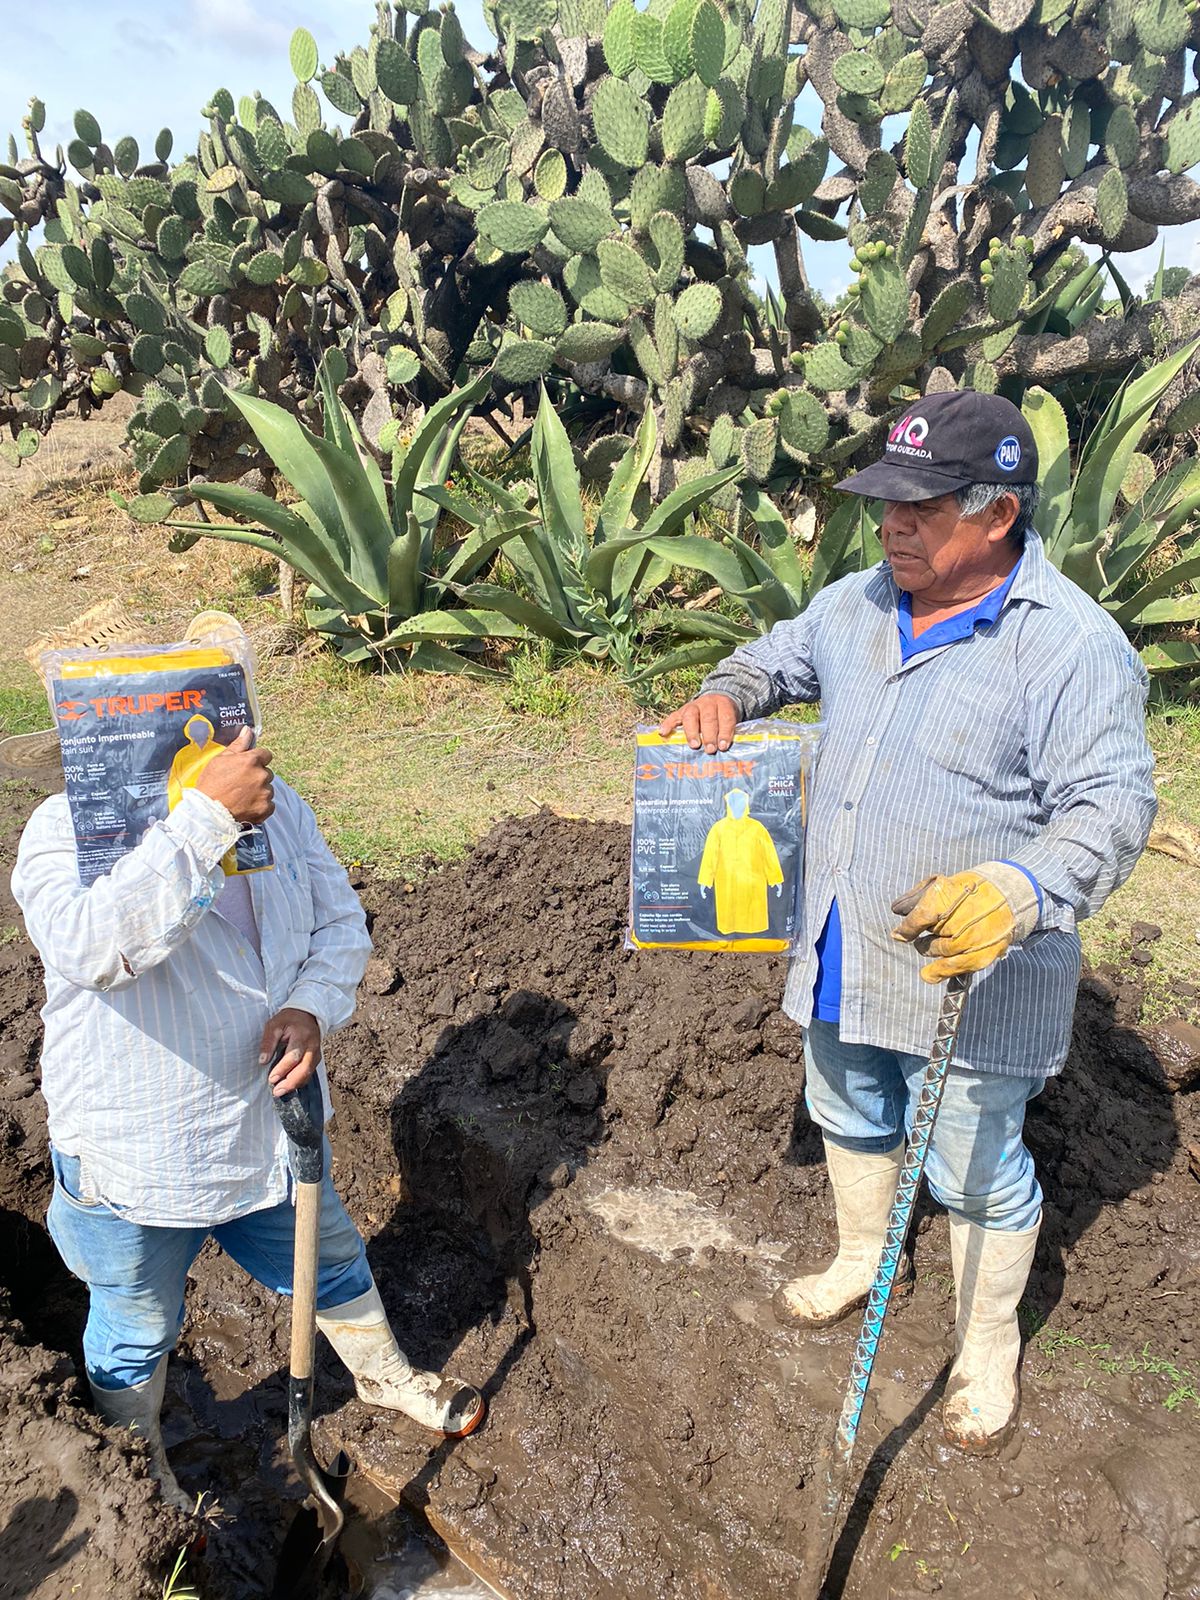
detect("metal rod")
[800,973,973,1600]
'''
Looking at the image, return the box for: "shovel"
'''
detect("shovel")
[269,1049,352,1600]
[799,974,972,1600]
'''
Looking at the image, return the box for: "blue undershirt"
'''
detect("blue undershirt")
[812,560,1037,1022]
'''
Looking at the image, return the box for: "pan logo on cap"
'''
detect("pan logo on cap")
[995,436,1022,472]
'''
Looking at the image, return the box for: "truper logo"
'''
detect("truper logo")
[887,414,932,459]
[57,688,206,721]
[637,758,757,780]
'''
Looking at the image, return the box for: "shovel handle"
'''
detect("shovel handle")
[290,1179,322,1382]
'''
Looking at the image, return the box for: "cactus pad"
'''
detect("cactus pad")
[555,320,626,362]
[985,246,1029,322]
[1095,165,1128,239]
[880,51,927,113]
[550,197,615,252]
[1164,102,1200,175]
[511,279,569,336]
[832,0,892,25]
[591,76,651,167]
[649,211,686,291]
[598,238,655,306]
[604,0,638,76]
[478,200,550,253]
[495,337,556,382]
[663,0,701,79]
[740,417,778,482]
[920,279,972,349]
[691,0,726,85]
[1025,117,1065,208]
[662,76,708,162]
[905,98,932,186]
[290,28,319,83]
[806,341,861,391]
[777,389,829,454]
[673,281,722,338]
[833,51,886,95]
[859,258,907,342]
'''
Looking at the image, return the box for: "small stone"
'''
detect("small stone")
[361,958,399,996]
[1130,921,1162,945]
[699,1244,717,1262]
[1130,948,1154,967]
[429,980,458,1017]
[565,1074,601,1112]
[540,1160,571,1190]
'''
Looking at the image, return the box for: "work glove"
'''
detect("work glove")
[891,862,1040,984]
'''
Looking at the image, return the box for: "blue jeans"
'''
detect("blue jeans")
[804,1021,1043,1232]
[47,1148,373,1390]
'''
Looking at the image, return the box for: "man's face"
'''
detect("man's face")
[880,492,1016,598]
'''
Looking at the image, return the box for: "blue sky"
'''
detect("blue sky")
[2,1,1196,300]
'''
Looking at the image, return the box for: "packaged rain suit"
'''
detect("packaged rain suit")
[697,788,785,935]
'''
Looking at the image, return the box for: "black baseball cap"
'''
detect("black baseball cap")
[836,390,1039,503]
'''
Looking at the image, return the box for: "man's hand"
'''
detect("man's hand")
[658,694,740,754]
[196,727,275,823]
[891,864,1038,983]
[260,1007,322,1097]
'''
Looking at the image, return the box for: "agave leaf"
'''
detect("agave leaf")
[595,407,657,545]
[186,480,378,613]
[225,390,351,571]
[393,370,493,534]
[641,608,757,642]
[1104,478,1200,595]
[1020,388,1072,559]
[532,385,586,561]
[629,639,731,680]
[812,497,880,594]
[407,640,505,678]
[451,580,588,646]
[419,482,488,528]
[434,509,538,590]
[1110,551,1200,628]
[1139,640,1200,673]
[741,487,808,608]
[305,425,397,602]
[374,608,532,646]
[388,511,423,616]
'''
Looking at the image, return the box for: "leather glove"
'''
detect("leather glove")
[891,862,1039,984]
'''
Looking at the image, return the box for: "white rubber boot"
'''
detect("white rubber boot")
[90,1354,192,1513]
[316,1285,485,1438]
[772,1140,906,1329]
[943,1214,1040,1453]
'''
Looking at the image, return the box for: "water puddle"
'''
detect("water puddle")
[364,1522,502,1598]
[581,1182,789,1265]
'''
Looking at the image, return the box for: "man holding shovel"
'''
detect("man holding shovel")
[661,390,1157,1452]
[12,715,484,1512]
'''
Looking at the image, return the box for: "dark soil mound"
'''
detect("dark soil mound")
[1,779,1198,1600]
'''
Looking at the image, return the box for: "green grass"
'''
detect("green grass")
[1033,1328,1200,1414]
[0,669,50,736]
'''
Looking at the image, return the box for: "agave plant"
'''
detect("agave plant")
[122,362,535,672]
[1022,334,1200,678]
[634,490,882,679]
[429,386,739,681]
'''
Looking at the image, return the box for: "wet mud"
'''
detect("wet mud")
[1,772,1198,1599]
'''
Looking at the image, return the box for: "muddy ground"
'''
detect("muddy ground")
[0,764,1198,1600]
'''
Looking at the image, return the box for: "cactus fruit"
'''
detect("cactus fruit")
[673,281,722,338]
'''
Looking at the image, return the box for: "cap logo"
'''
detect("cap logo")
[887,414,931,459]
[995,436,1021,472]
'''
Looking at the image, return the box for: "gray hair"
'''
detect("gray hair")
[955,481,1041,547]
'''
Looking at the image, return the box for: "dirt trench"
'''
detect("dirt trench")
[0,768,1198,1600]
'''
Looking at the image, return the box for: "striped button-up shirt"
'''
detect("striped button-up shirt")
[12,780,371,1224]
[700,532,1157,1075]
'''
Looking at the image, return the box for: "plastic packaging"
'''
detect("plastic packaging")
[42,620,273,887]
[627,720,821,952]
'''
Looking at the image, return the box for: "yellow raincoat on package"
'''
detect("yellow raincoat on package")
[697,789,785,935]
[628,721,821,952]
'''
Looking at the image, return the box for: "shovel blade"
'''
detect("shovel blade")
[271,1450,351,1600]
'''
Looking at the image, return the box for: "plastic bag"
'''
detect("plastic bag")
[42,620,273,887]
[627,720,821,952]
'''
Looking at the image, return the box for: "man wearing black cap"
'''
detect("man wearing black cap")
[660,389,1156,1453]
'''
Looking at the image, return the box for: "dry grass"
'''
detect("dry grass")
[2,428,1200,1011]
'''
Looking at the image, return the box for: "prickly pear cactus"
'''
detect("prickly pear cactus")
[0,0,1198,494]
